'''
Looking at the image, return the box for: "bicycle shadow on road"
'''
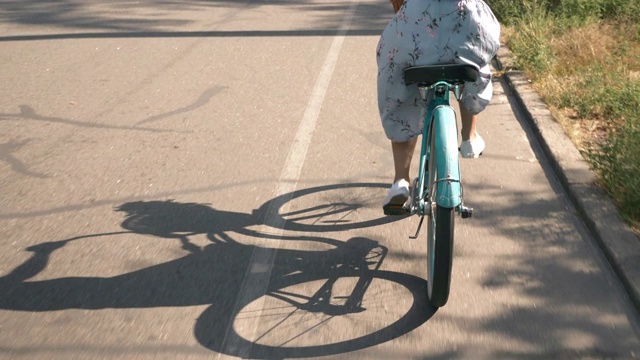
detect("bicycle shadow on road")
[0,183,433,358]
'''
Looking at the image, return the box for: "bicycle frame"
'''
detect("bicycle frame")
[412,81,464,217]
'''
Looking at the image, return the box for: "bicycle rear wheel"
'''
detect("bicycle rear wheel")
[425,106,457,308]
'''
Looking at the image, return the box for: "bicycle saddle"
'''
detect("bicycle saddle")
[404,64,479,86]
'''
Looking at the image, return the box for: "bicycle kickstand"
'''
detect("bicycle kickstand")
[409,216,425,239]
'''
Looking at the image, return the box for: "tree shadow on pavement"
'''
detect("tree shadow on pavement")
[0,0,391,42]
[0,183,432,358]
[456,148,640,356]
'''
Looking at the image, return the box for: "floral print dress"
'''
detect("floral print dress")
[377,0,501,142]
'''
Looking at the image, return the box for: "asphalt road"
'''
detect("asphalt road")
[1,1,640,359]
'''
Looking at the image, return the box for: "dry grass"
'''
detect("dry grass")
[533,21,639,150]
[551,23,618,73]
[493,0,640,233]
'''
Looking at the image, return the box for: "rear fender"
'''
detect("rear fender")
[431,106,462,208]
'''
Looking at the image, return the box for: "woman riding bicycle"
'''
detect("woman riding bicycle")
[378,0,501,214]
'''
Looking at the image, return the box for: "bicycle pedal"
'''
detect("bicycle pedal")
[460,206,473,219]
[383,204,410,216]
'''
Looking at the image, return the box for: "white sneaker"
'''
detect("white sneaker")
[382,179,411,215]
[460,134,485,158]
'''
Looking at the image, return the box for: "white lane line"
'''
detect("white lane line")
[217,2,359,357]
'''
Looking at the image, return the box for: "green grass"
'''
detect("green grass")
[489,0,640,229]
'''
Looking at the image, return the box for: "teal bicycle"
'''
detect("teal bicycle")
[403,63,479,307]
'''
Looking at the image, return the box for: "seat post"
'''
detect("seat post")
[419,86,428,101]
[453,85,463,100]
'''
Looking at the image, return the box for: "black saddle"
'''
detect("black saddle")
[404,64,479,86]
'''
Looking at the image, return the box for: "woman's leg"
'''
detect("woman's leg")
[392,138,418,183]
[459,104,485,158]
[460,104,478,142]
[383,138,417,213]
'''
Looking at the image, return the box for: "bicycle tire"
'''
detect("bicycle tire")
[427,204,455,307]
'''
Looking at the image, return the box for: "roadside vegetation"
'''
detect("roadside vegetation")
[489,0,640,231]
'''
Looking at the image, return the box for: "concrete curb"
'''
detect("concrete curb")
[495,46,640,313]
